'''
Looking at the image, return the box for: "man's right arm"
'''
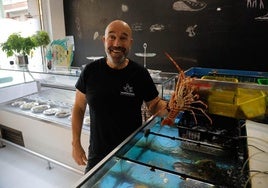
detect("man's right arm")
[71,89,88,165]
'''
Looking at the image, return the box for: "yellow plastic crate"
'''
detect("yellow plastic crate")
[208,88,266,119]
[236,88,266,119]
[203,76,238,104]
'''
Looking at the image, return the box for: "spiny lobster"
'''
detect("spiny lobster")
[161,52,212,126]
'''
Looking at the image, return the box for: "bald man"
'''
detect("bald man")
[71,20,167,173]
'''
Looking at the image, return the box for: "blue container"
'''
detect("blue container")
[185,67,268,83]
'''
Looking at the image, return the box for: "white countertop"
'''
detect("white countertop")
[245,120,268,188]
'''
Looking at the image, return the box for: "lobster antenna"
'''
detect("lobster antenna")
[164,52,183,72]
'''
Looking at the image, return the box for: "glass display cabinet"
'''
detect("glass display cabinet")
[0,66,87,171]
[0,66,81,128]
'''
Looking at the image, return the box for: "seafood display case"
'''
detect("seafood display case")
[74,67,268,188]
[0,67,82,128]
[0,87,90,129]
[74,114,249,188]
[0,67,90,171]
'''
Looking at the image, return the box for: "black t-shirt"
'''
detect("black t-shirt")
[75,58,159,158]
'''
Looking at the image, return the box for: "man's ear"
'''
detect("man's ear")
[102,36,105,43]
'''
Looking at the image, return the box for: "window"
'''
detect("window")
[0,0,43,68]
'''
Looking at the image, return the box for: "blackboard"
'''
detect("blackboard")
[64,0,268,73]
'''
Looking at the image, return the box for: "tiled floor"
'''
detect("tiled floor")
[0,143,83,188]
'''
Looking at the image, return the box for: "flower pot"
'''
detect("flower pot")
[16,55,28,66]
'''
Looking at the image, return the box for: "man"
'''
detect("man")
[72,20,167,173]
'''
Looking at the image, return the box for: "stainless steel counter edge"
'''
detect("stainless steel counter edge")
[0,103,90,133]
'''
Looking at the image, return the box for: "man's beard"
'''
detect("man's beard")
[107,46,128,64]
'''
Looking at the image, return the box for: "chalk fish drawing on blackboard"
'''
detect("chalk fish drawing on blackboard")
[186,24,197,37]
[255,12,268,21]
[131,23,144,32]
[246,0,264,9]
[150,24,165,32]
[173,0,206,11]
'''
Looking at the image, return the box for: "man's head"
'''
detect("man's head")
[103,20,133,68]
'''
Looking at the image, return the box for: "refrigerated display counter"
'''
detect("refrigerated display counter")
[0,67,87,171]
[0,87,90,130]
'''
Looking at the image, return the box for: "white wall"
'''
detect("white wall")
[40,0,65,40]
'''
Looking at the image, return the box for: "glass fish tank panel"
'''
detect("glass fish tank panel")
[75,114,249,188]
[79,156,216,188]
[121,125,242,186]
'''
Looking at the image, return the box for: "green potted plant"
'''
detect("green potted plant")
[1,30,50,66]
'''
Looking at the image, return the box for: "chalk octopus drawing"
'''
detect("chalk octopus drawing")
[246,0,264,9]
[173,0,207,12]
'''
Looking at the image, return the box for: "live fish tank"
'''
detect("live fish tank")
[74,113,249,188]
[73,67,268,188]
[184,67,268,124]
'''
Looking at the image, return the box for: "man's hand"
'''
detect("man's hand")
[72,143,87,165]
